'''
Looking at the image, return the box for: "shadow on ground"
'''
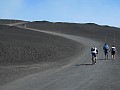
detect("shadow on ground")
[75,58,114,67]
[75,64,93,66]
[98,58,113,61]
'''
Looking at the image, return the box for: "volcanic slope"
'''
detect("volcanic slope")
[25,21,120,53]
[0,24,84,85]
[1,20,120,90]
[2,21,120,90]
[3,21,120,90]
[0,19,28,25]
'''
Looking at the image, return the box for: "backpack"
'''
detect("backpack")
[104,45,109,50]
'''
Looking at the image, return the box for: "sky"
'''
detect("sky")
[0,0,120,27]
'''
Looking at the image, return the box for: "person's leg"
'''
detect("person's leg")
[92,53,95,64]
[92,54,94,60]
[94,54,97,63]
[107,52,109,59]
[105,50,109,59]
[113,52,115,59]
[105,52,107,59]
[111,52,113,59]
[112,51,115,59]
[112,55,114,59]
[92,54,94,64]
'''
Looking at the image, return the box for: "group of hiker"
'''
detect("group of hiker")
[91,43,117,64]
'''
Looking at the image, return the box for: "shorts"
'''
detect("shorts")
[92,53,96,57]
[111,51,115,55]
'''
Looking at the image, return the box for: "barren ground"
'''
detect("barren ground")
[0,20,120,90]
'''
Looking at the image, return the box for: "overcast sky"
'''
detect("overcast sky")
[0,0,120,27]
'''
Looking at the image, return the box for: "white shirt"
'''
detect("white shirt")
[111,46,116,51]
[91,47,98,54]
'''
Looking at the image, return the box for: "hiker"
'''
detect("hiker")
[103,43,109,59]
[110,45,116,59]
[91,46,98,64]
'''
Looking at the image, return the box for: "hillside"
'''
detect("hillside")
[0,24,82,65]
[0,22,85,85]
[24,21,120,53]
[23,21,119,40]
[0,19,28,25]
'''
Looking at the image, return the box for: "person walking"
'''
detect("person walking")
[91,46,98,65]
[103,43,109,60]
[110,45,116,60]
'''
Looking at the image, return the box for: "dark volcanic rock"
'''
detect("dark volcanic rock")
[0,24,82,65]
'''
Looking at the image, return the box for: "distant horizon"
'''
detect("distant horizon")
[0,18,120,28]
